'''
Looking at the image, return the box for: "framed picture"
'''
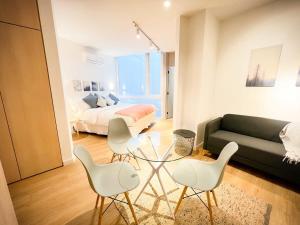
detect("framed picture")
[82,81,91,91]
[246,45,282,87]
[98,82,105,91]
[296,69,300,87]
[91,81,98,91]
[72,80,82,92]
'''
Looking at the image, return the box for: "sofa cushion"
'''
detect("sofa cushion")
[221,114,288,143]
[207,130,287,168]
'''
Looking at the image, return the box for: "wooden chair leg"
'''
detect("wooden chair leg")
[110,153,116,163]
[98,196,105,225]
[95,194,100,208]
[206,191,214,225]
[118,155,122,161]
[124,192,138,225]
[174,186,188,214]
[211,190,218,207]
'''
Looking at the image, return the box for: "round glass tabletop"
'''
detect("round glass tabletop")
[127,131,193,163]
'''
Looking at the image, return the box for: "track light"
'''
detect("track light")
[136,29,140,39]
[149,41,154,50]
[149,41,159,52]
[133,21,160,52]
[163,0,171,8]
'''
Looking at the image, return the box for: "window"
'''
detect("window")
[116,53,162,117]
[149,52,161,95]
[116,54,146,96]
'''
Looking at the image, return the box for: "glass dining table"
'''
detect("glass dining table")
[127,131,192,218]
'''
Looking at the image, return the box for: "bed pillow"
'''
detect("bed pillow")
[106,96,115,106]
[82,93,98,108]
[77,100,91,111]
[68,98,90,118]
[97,96,107,107]
[108,93,120,105]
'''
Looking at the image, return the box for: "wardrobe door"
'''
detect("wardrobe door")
[0,22,62,178]
[0,162,18,225]
[0,93,20,183]
[0,0,40,29]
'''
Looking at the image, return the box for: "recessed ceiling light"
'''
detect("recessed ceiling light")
[163,0,171,8]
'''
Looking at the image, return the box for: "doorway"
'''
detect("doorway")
[166,66,175,119]
[165,52,175,119]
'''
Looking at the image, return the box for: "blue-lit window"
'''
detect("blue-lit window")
[149,53,161,95]
[116,53,162,117]
[116,54,146,96]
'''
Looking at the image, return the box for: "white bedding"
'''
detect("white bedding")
[80,103,137,127]
[74,103,156,135]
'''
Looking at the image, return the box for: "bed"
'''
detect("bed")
[72,102,156,136]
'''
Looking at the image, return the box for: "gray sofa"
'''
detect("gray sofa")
[203,114,300,185]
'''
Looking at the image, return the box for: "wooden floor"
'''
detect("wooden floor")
[8,119,300,225]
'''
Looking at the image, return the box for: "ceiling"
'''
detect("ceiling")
[51,0,274,56]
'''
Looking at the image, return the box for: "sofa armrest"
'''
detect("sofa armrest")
[203,117,222,149]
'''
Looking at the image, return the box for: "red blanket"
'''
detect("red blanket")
[116,105,155,121]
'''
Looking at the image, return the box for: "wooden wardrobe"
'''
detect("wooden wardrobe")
[0,0,62,183]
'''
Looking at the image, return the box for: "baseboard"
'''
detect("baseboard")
[195,141,203,150]
[191,141,204,155]
[63,157,74,166]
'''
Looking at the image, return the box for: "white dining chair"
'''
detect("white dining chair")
[172,142,238,225]
[73,145,140,225]
[108,118,140,167]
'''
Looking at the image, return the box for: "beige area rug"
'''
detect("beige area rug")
[113,161,272,225]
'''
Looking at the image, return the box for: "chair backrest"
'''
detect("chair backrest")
[73,145,97,192]
[214,142,238,188]
[108,118,132,153]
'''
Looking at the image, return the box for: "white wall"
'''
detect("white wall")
[38,3,117,164]
[174,10,219,145]
[214,0,300,122]
[197,11,219,143]
[38,0,73,164]
[174,15,188,129]
[57,38,117,118]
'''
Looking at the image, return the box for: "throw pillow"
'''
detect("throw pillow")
[97,96,107,107]
[106,96,115,106]
[109,93,120,105]
[82,93,98,108]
